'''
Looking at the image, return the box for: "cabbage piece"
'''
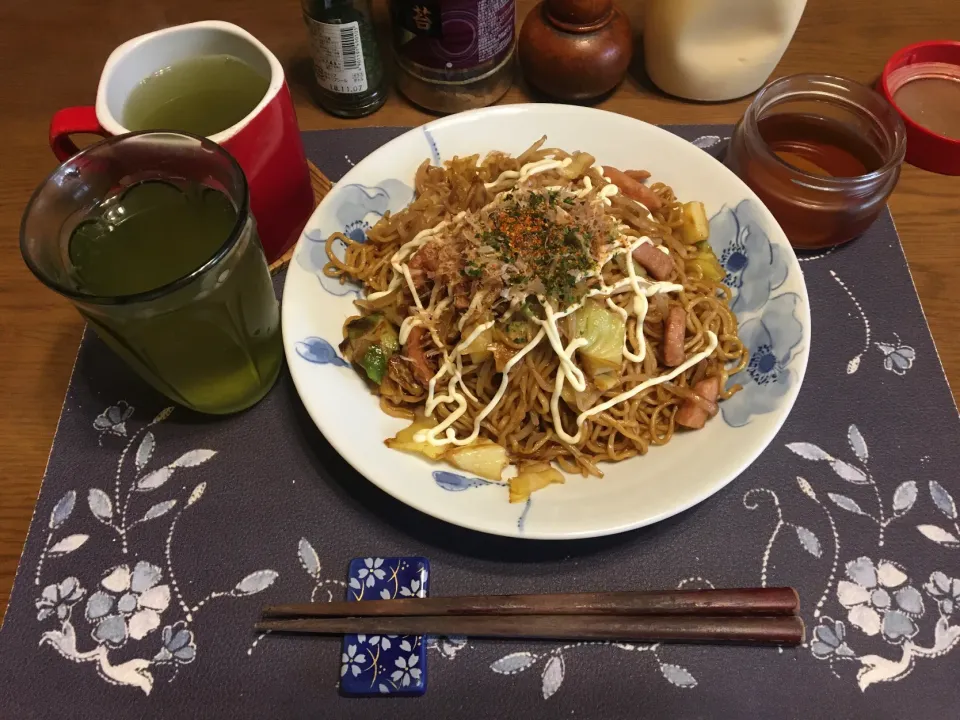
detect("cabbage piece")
[445,440,508,481]
[509,463,565,503]
[681,201,709,244]
[461,324,494,363]
[692,240,725,282]
[559,383,604,412]
[340,314,400,384]
[385,413,445,460]
[360,345,390,384]
[575,300,625,379]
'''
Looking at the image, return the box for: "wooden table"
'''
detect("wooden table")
[1,0,958,617]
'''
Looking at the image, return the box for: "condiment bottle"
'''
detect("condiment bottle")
[518,0,632,102]
[389,0,516,114]
[644,0,806,102]
[303,0,387,117]
[727,74,906,249]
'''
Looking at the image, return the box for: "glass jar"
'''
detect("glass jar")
[21,131,283,414]
[727,74,906,249]
[389,0,516,114]
[303,0,388,118]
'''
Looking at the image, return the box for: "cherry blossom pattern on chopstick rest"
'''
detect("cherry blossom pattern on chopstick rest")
[340,557,430,697]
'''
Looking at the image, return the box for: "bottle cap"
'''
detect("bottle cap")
[879,40,960,175]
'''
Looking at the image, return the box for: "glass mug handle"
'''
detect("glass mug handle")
[50,107,110,161]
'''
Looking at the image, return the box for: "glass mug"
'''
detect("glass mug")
[21,131,283,414]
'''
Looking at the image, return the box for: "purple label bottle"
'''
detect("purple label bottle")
[390,0,516,113]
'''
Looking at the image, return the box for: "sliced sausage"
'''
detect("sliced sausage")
[601,166,663,211]
[675,376,720,430]
[625,169,651,182]
[632,242,674,281]
[663,306,687,367]
[408,241,439,275]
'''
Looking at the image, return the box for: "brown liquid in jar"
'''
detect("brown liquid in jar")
[758,113,885,177]
[732,113,894,248]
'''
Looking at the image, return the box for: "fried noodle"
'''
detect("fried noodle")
[325,137,747,478]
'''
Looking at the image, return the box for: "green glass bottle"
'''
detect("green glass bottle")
[303,0,388,117]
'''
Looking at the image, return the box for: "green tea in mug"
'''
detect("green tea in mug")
[123,55,269,136]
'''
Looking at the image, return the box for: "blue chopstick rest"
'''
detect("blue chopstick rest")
[340,556,430,697]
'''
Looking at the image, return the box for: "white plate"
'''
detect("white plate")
[282,104,810,540]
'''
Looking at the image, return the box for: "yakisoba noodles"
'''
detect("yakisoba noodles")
[325,137,747,500]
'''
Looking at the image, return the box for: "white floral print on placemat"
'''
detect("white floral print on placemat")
[487,637,700,699]
[247,537,347,657]
[875,334,916,376]
[744,422,960,690]
[829,271,917,376]
[34,402,279,695]
[690,135,730,151]
[483,577,715,699]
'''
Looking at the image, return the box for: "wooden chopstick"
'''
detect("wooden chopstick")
[254,614,805,646]
[262,588,799,620]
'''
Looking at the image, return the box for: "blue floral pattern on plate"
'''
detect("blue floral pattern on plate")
[341,557,429,696]
[432,472,533,533]
[709,200,805,427]
[432,471,497,492]
[721,293,804,428]
[710,200,789,315]
[294,337,348,367]
[297,180,413,297]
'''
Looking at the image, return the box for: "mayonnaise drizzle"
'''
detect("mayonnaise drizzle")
[365,213,467,301]
[363,152,715,452]
[484,156,573,189]
[416,327,548,447]
[597,183,619,206]
[458,291,487,332]
[552,331,720,444]
[399,316,421,345]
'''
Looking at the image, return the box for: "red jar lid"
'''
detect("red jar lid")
[880,40,960,175]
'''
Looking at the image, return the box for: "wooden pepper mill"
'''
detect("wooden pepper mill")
[518,0,633,102]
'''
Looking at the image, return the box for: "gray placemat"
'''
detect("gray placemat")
[2,125,959,719]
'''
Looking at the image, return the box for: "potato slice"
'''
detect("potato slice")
[680,201,709,244]
[445,440,508,481]
[508,463,565,504]
[385,413,445,460]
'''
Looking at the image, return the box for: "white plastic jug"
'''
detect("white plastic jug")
[643,0,807,101]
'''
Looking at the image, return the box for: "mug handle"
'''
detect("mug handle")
[50,107,109,161]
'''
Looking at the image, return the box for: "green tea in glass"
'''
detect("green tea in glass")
[21,131,282,414]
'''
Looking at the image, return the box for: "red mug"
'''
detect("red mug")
[49,21,314,264]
